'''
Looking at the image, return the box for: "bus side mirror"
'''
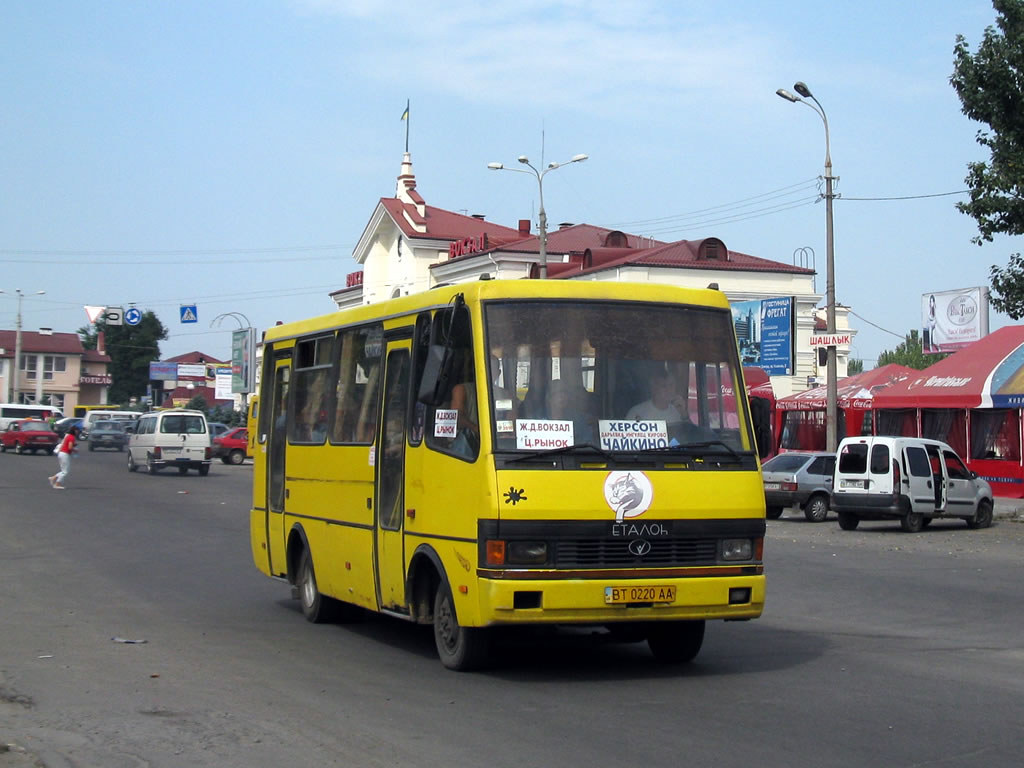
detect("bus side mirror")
[418,344,456,406]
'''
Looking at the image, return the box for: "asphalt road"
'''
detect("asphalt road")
[1,447,1022,768]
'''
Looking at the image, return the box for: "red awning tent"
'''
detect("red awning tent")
[776,364,918,412]
[872,325,1024,409]
[744,366,775,401]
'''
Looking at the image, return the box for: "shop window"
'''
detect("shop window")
[970,409,1021,461]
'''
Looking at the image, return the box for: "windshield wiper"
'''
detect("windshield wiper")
[649,440,741,460]
[505,442,617,464]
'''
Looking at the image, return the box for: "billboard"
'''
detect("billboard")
[921,287,990,354]
[231,328,256,394]
[731,297,794,376]
[148,362,178,381]
[215,367,233,400]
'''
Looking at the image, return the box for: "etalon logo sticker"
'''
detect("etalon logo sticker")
[604,471,654,522]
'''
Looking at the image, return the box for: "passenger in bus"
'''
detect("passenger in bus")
[627,367,716,444]
[450,355,516,445]
[545,376,596,444]
[627,368,685,423]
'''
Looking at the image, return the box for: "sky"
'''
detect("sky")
[1,0,1017,368]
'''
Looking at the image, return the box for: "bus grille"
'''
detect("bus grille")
[554,538,718,568]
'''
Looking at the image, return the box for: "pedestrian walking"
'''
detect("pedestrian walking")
[49,425,78,490]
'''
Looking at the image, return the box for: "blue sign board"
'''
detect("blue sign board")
[180,305,198,324]
[149,362,179,381]
[124,307,142,326]
[731,297,794,376]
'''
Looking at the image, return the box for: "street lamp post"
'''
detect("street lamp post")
[777,81,838,452]
[1,289,46,404]
[487,153,588,278]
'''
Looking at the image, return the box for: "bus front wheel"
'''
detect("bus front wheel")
[433,582,489,671]
[646,620,705,664]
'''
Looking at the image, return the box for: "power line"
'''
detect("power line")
[612,178,820,228]
[0,244,347,257]
[847,309,906,339]
[842,190,968,201]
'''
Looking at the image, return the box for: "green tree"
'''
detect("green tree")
[877,329,948,370]
[847,358,864,375]
[79,310,168,403]
[988,251,1024,317]
[952,1,1024,314]
[952,0,1024,243]
[185,394,210,412]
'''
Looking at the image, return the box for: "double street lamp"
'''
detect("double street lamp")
[777,81,839,452]
[0,288,46,404]
[488,153,588,278]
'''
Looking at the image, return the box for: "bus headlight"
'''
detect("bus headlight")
[721,539,753,561]
[507,541,548,565]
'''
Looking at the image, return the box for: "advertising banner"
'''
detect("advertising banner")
[148,362,178,381]
[215,368,233,400]
[921,287,990,354]
[176,363,207,379]
[231,328,256,394]
[731,297,794,376]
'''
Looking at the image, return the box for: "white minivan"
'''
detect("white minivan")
[832,436,993,532]
[128,409,212,476]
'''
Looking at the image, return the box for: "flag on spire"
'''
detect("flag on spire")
[400,100,409,121]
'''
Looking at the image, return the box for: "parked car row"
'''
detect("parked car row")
[762,436,994,532]
[0,419,59,455]
[2,412,250,474]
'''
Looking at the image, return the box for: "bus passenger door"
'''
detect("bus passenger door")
[266,358,291,577]
[375,345,410,610]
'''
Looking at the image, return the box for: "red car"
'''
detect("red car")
[1,419,60,455]
[214,427,249,464]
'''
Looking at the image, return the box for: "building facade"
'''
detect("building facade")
[329,153,854,398]
[0,329,112,412]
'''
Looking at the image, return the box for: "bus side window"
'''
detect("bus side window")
[425,305,478,460]
[331,324,383,444]
[409,312,432,446]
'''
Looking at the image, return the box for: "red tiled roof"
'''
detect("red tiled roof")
[0,330,84,358]
[82,348,112,363]
[379,198,523,244]
[497,224,665,256]
[164,351,227,365]
[564,238,814,278]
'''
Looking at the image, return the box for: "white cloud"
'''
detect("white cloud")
[298,0,783,113]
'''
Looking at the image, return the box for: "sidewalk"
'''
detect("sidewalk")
[993,496,1024,521]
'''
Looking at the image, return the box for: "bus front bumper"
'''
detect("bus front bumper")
[474,570,765,625]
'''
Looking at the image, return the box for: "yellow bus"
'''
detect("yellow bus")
[250,280,765,670]
[73,403,121,418]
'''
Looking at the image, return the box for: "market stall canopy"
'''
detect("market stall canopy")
[777,364,917,411]
[873,325,1024,410]
[744,366,775,401]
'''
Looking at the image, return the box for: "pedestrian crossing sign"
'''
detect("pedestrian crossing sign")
[180,305,198,324]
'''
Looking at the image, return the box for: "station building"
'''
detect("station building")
[329,152,853,398]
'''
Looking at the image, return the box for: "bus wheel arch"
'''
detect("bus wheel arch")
[407,544,444,624]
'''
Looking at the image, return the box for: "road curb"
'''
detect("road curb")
[993,499,1024,522]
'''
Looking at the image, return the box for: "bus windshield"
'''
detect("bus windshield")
[483,300,754,454]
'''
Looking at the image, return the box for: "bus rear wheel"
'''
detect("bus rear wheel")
[297,549,337,624]
[433,581,489,671]
[646,620,705,664]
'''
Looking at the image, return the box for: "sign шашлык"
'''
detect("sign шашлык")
[809,333,852,348]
